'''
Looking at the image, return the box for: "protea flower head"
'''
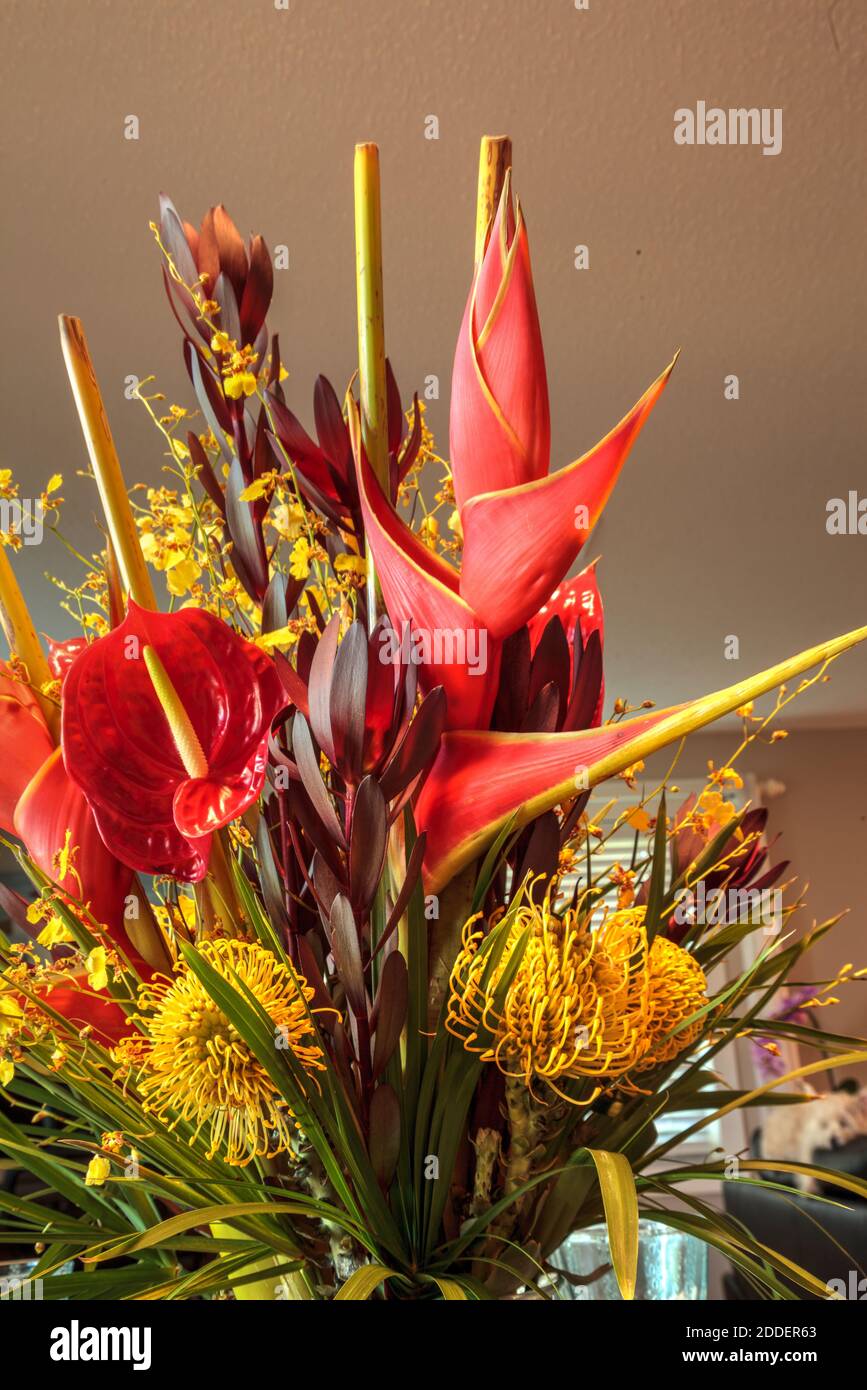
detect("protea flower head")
[135,939,325,1166]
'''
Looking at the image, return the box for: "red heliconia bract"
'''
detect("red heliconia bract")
[351,178,674,733]
[61,602,285,881]
[448,178,675,639]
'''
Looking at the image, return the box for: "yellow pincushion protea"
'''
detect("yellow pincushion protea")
[133,940,324,1167]
[447,902,706,1098]
[635,934,708,1073]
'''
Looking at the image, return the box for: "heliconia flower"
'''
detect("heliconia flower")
[415,624,867,893]
[449,177,676,638]
[348,399,502,730]
[0,663,55,834]
[525,562,605,728]
[61,603,285,881]
[349,215,673,728]
[527,562,603,659]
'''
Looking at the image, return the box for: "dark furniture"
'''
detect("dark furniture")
[723,1130,867,1299]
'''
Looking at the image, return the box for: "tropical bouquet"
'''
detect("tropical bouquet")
[0,136,865,1302]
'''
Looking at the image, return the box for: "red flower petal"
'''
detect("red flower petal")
[458,356,677,638]
[0,669,54,835]
[528,561,605,725]
[528,561,603,654]
[450,189,550,508]
[38,977,133,1046]
[13,747,151,973]
[417,621,867,892]
[62,603,284,880]
[47,636,87,683]
[349,403,500,730]
[416,710,672,892]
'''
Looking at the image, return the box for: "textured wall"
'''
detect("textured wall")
[1,0,865,723]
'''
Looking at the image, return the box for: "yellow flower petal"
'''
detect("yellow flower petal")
[85,1155,112,1187]
[86,946,108,992]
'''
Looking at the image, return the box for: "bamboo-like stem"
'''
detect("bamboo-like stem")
[0,545,60,739]
[354,143,389,629]
[59,316,157,611]
[474,135,512,263]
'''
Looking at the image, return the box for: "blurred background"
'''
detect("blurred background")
[1,1,865,1039]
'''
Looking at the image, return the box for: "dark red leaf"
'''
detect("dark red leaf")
[378,686,446,803]
[240,234,273,345]
[372,950,408,1078]
[330,893,366,1016]
[349,776,387,911]
[330,623,368,782]
[369,1084,401,1188]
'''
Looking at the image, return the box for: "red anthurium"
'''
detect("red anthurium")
[450,178,675,638]
[62,602,285,881]
[47,636,87,684]
[13,747,142,963]
[0,663,55,834]
[37,977,133,1047]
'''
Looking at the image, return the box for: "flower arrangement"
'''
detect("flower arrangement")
[0,136,865,1301]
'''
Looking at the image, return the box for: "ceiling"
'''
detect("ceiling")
[2,0,865,725]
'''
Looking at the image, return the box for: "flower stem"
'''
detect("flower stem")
[0,545,60,740]
[354,142,389,629]
[474,135,512,263]
[59,315,157,611]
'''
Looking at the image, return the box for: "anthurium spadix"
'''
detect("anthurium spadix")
[416,623,867,893]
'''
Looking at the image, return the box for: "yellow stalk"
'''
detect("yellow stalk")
[210,1222,312,1300]
[0,544,60,740]
[141,645,209,779]
[474,135,512,264]
[59,315,157,611]
[354,142,389,628]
